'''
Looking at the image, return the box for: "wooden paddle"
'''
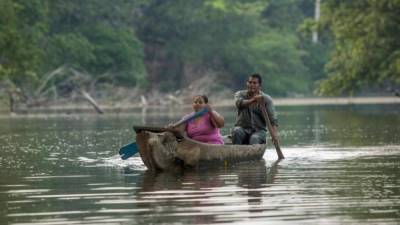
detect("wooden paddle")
[119,107,209,160]
[259,100,284,159]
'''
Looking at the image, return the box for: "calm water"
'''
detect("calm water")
[0,105,399,225]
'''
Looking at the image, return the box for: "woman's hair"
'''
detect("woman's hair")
[194,95,208,103]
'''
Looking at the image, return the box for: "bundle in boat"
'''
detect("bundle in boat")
[134,127,267,171]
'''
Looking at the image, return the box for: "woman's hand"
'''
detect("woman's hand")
[164,124,184,139]
[204,104,212,113]
[165,123,175,131]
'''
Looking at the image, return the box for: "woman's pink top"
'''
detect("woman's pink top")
[185,112,224,145]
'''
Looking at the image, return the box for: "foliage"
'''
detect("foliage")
[44,0,147,87]
[316,0,400,96]
[0,0,47,86]
[0,0,147,93]
[137,0,317,96]
[1,0,329,99]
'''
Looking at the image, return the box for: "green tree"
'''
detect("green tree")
[137,0,313,96]
[44,0,147,86]
[316,0,400,96]
[0,0,47,86]
[1,0,147,93]
[0,0,328,99]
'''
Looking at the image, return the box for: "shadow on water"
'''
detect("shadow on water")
[138,159,280,191]
[132,159,280,224]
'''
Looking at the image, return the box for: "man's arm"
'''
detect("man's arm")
[263,95,279,144]
[271,125,279,145]
[240,98,256,107]
[264,96,278,127]
[235,91,263,108]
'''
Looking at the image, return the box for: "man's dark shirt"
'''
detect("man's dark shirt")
[234,90,278,131]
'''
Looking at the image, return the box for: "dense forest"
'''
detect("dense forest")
[0,0,399,110]
[316,0,400,96]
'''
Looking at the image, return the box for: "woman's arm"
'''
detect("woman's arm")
[165,123,186,138]
[206,105,224,128]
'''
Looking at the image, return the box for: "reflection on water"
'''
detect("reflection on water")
[133,160,274,225]
[0,105,399,224]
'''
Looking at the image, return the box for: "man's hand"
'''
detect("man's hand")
[240,94,264,107]
[251,95,264,104]
[271,135,279,146]
[271,126,279,146]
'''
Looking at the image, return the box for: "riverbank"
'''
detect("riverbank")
[1,96,399,115]
[220,96,400,107]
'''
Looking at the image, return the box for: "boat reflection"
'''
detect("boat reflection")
[132,159,280,224]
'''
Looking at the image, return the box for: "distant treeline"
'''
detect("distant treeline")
[0,0,399,98]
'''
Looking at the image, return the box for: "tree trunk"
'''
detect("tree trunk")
[79,89,104,114]
[8,92,15,113]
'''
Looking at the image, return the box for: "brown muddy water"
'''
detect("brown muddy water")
[0,104,399,225]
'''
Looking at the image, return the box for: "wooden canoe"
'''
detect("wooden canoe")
[133,126,267,171]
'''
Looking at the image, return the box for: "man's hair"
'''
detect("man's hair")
[249,73,262,84]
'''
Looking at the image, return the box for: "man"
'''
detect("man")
[232,73,279,145]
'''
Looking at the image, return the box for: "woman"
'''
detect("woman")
[174,95,224,144]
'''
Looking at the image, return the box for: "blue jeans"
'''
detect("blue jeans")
[231,127,267,145]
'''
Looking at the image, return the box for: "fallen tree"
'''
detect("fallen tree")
[1,66,105,114]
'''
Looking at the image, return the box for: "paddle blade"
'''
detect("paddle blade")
[119,142,139,160]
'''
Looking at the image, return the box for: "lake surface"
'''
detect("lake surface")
[0,104,399,225]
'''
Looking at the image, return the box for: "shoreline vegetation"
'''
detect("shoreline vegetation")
[1,96,399,115]
[2,1,400,117]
